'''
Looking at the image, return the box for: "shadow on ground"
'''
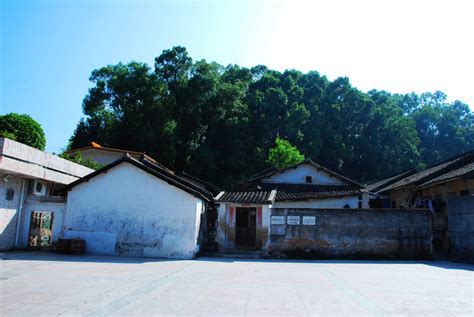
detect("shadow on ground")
[1,251,473,271]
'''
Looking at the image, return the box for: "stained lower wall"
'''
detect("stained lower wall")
[64,163,203,259]
[447,195,474,263]
[268,208,432,259]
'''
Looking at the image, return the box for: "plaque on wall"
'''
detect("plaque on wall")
[302,216,316,225]
[271,216,285,225]
[287,215,300,225]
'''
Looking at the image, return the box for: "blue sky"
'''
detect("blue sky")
[1,0,473,153]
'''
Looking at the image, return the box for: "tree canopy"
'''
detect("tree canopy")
[267,137,305,169]
[0,113,46,150]
[68,46,474,188]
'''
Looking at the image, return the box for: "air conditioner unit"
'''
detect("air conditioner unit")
[32,180,47,196]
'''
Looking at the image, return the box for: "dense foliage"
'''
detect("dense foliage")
[0,113,46,150]
[59,152,103,170]
[69,46,474,187]
[267,137,305,169]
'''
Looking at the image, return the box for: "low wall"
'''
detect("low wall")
[268,208,432,259]
[447,195,474,263]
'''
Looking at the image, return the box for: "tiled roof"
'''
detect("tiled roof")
[177,171,221,196]
[416,161,474,189]
[215,190,276,204]
[62,154,214,201]
[376,151,474,194]
[258,183,362,201]
[65,143,170,171]
[365,170,415,192]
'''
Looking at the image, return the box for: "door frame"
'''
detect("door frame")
[28,211,54,250]
[235,207,257,248]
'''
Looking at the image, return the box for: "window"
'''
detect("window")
[460,190,469,196]
[306,176,312,184]
[358,194,363,209]
[391,201,396,208]
[5,188,14,201]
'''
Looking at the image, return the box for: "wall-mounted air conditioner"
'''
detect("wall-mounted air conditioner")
[32,180,47,196]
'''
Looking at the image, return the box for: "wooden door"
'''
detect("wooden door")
[236,208,256,247]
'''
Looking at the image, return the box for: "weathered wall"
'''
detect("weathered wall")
[388,188,412,208]
[274,193,370,209]
[79,149,125,166]
[447,195,474,263]
[216,202,271,253]
[421,178,474,200]
[63,163,203,259]
[262,164,346,185]
[268,208,432,259]
[0,174,24,250]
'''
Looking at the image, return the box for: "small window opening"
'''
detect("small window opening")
[460,190,469,196]
[305,176,312,184]
[357,194,363,208]
[6,188,14,201]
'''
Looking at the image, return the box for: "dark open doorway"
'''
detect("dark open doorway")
[235,207,256,248]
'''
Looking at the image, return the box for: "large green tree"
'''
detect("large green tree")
[69,46,474,187]
[0,113,46,150]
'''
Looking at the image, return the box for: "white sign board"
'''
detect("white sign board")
[271,216,285,225]
[302,216,316,225]
[287,215,300,225]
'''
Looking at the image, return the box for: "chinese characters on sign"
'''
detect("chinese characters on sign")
[287,215,300,225]
[271,215,316,226]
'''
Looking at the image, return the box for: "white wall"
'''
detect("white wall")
[63,163,203,259]
[262,164,347,185]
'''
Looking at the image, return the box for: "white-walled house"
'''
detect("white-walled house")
[61,154,213,259]
[214,159,368,253]
[0,137,93,251]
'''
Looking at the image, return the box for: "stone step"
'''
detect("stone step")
[202,252,263,259]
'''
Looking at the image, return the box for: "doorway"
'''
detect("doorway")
[235,208,256,248]
[28,211,54,249]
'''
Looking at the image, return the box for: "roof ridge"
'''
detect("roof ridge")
[62,155,213,201]
[239,158,363,188]
[377,150,474,193]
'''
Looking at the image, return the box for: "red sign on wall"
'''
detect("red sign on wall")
[257,207,262,225]
[229,207,235,226]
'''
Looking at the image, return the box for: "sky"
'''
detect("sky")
[1,0,473,153]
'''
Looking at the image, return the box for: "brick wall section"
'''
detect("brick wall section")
[268,208,432,259]
[447,195,474,263]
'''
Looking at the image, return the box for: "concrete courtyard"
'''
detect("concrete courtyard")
[0,252,472,316]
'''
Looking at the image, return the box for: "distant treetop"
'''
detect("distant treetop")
[0,113,46,150]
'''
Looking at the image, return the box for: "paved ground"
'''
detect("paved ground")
[0,252,472,316]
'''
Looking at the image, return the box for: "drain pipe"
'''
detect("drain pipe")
[14,179,26,248]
